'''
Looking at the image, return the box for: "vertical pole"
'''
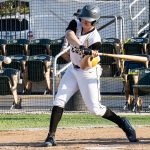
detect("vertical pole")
[148,0,150,44]
[0,13,1,39]
[119,0,123,41]
[53,57,56,101]
[114,16,118,39]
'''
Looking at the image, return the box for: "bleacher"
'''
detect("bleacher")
[0,38,64,110]
[121,37,150,113]
[0,36,150,113]
[0,0,149,113]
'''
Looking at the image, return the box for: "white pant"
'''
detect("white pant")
[53,64,107,116]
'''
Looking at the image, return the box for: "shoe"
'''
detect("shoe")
[10,99,22,109]
[121,118,138,142]
[44,135,56,147]
[114,70,121,77]
[123,102,128,111]
[23,88,32,94]
[123,100,135,112]
[44,88,52,95]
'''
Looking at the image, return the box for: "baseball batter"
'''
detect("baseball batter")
[44,5,138,147]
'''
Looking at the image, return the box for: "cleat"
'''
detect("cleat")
[44,135,56,147]
[121,118,138,142]
[10,98,22,109]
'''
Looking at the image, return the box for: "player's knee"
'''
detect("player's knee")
[90,106,107,116]
[53,98,66,108]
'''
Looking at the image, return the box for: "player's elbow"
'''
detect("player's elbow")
[65,30,74,39]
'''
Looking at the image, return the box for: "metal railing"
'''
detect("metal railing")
[100,15,125,42]
[52,46,71,100]
[138,23,149,37]
[129,0,146,21]
[129,0,148,37]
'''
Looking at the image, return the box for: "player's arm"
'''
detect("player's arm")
[80,42,101,70]
[80,51,100,70]
[60,38,70,62]
[65,20,81,48]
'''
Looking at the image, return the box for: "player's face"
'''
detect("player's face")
[80,19,93,30]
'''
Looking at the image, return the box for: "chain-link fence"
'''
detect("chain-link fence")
[0,0,149,113]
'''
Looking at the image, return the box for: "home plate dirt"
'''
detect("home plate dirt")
[0,127,150,150]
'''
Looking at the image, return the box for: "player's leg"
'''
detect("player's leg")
[132,74,143,112]
[44,66,78,147]
[102,108,138,142]
[23,66,32,94]
[44,106,63,146]
[77,65,138,142]
[44,61,53,94]
[10,74,22,109]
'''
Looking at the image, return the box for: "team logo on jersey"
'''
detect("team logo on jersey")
[71,47,83,55]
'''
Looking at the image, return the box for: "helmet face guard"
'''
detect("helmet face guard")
[79,5,100,23]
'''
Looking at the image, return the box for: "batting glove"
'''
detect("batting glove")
[79,45,92,55]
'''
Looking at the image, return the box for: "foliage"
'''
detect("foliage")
[0,0,30,16]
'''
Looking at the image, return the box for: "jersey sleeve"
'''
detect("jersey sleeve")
[88,42,101,51]
[66,20,77,33]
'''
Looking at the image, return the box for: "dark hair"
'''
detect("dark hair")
[73,9,82,17]
[79,18,96,26]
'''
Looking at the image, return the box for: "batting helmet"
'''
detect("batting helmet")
[79,5,100,23]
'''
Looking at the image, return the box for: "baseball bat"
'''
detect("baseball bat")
[98,53,148,62]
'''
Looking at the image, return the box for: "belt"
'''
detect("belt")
[73,64,80,69]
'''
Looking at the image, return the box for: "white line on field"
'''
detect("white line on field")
[85,146,125,150]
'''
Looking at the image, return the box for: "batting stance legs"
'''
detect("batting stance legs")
[44,65,138,147]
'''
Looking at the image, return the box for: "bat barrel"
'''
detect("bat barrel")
[99,53,148,62]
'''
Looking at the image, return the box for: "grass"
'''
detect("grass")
[0,113,150,130]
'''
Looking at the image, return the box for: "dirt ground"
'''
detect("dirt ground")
[0,127,150,150]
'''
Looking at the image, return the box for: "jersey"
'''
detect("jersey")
[66,19,101,68]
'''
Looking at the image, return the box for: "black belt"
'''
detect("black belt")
[73,64,80,69]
